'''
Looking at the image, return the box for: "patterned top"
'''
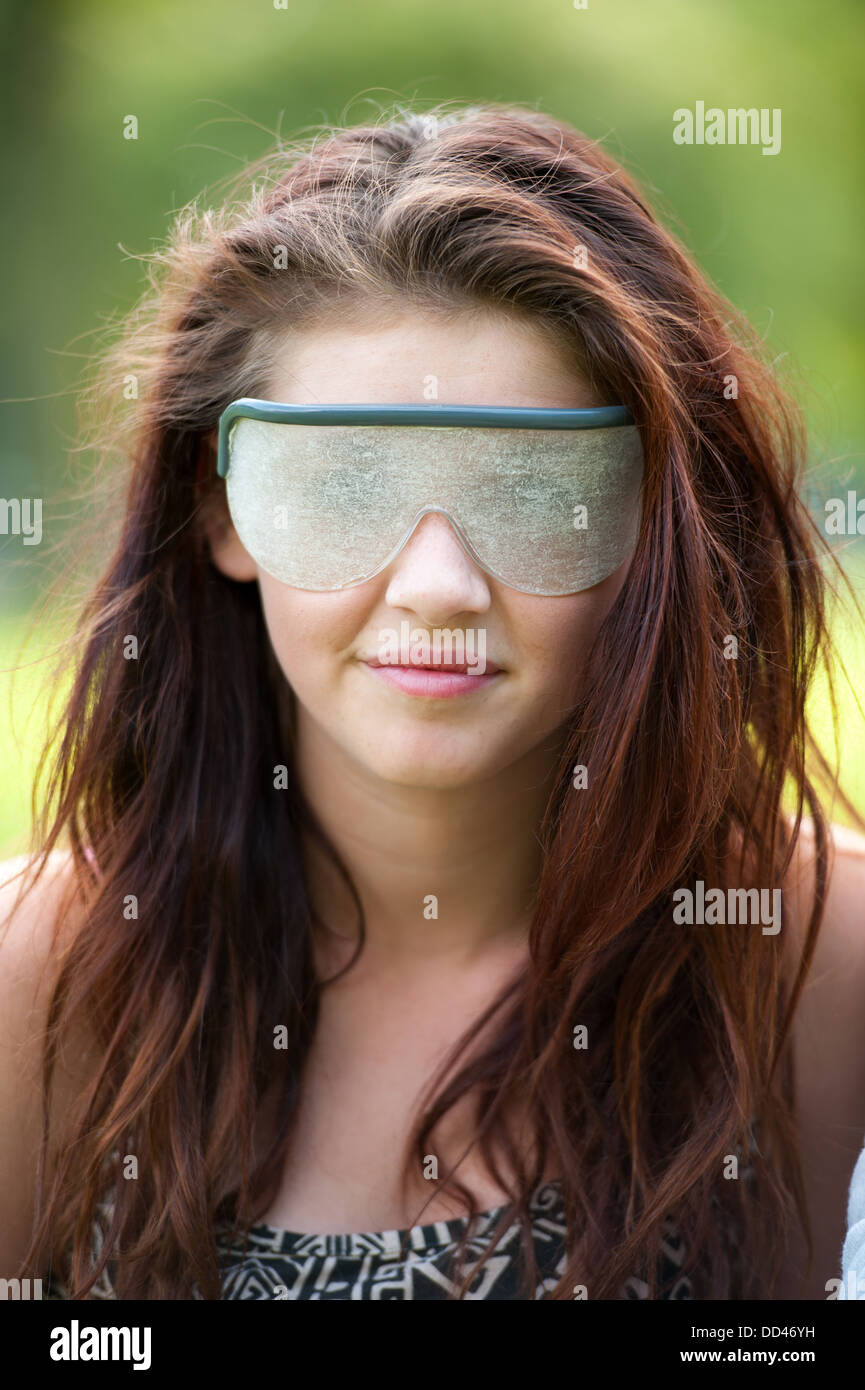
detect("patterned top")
[43,1178,694,1300]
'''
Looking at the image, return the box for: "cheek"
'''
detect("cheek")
[256,576,364,689]
[510,570,626,695]
[523,600,594,690]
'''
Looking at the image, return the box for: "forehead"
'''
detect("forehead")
[264,307,601,411]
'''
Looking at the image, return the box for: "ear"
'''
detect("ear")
[197,430,258,582]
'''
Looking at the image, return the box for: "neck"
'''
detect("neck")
[294,708,566,972]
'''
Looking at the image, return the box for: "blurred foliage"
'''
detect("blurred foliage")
[1,0,864,850]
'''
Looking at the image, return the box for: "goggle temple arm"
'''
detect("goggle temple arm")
[216,398,637,478]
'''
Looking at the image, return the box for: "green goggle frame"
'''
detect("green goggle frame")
[216,398,644,596]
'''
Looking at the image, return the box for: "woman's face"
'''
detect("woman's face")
[208,307,634,789]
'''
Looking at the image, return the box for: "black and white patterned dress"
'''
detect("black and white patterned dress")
[43,1178,693,1300]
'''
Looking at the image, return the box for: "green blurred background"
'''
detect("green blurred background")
[1,0,864,857]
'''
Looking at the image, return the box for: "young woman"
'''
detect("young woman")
[2,101,865,1301]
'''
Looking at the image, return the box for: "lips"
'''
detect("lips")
[361,657,501,675]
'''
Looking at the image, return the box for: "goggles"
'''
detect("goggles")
[216,399,644,596]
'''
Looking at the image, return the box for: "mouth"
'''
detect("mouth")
[359,655,503,698]
[361,657,502,676]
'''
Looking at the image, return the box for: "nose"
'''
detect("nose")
[381,509,492,621]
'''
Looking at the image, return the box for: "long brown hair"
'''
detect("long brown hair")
[8,99,862,1299]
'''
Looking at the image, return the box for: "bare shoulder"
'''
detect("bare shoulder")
[0,848,95,1273]
[775,819,865,1297]
[0,847,85,969]
[782,818,865,973]
[781,815,865,1073]
[0,849,92,1036]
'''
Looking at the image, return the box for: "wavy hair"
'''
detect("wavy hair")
[9,98,862,1299]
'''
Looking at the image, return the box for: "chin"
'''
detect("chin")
[360,745,493,790]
